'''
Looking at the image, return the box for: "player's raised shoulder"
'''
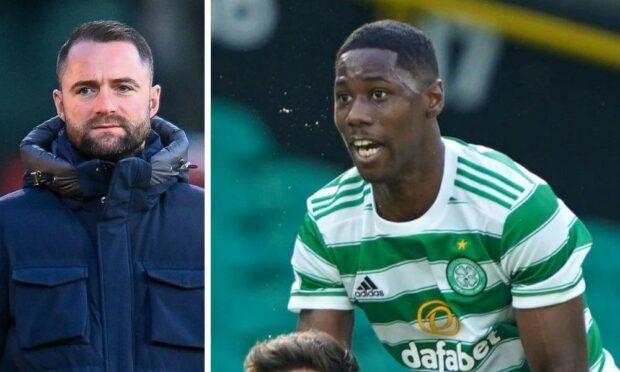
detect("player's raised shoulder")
[446,137,543,208]
[306,167,369,219]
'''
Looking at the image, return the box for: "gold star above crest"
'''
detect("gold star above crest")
[457,239,468,250]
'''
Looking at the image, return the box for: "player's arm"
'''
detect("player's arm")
[298,309,354,348]
[289,214,355,348]
[502,183,592,371]
[515,295,587,372]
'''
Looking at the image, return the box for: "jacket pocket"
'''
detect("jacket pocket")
[145,268,204,349]
[12,266,89,349]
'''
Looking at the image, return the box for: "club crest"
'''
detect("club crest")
[446,257,487,296]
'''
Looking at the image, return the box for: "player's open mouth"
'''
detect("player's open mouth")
[351,139,383,159]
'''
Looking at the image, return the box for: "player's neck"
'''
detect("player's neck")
[373,141,444,222]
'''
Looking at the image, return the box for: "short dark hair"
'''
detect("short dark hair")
[336,19,438,83]
[244,330,359,372]
[56,20,153,83]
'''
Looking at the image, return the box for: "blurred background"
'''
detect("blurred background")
[0,0,205,191]
[212,0,620,370]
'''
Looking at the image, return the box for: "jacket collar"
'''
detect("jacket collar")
[20,116,192,212]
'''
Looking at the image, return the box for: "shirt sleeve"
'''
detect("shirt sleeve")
[500,184,591,309]
[287,213,354,313]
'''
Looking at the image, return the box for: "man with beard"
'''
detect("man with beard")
[0,21,204,371]
[287,20,618,371]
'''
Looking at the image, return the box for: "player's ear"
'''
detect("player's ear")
[425,79,444,119]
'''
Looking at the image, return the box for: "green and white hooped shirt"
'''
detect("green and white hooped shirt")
[288,137,618,371]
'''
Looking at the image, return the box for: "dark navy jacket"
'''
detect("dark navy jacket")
[0,117,204,371]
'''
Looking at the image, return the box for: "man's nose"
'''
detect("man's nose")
[93,88,117,114]
[346,97,373,127]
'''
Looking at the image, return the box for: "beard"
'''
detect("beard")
[66,112,151,162]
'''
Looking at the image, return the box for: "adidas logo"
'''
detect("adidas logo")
[355,276,384,298]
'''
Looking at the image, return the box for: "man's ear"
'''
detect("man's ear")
[149,84,161,118]
[425,79,444,119]
[52,89,65,121]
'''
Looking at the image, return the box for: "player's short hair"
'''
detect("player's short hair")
[336,19,438,83]
[244,330,359,372]
[56,20,153,83]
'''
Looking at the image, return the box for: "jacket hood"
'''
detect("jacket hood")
[19,116,194,200]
